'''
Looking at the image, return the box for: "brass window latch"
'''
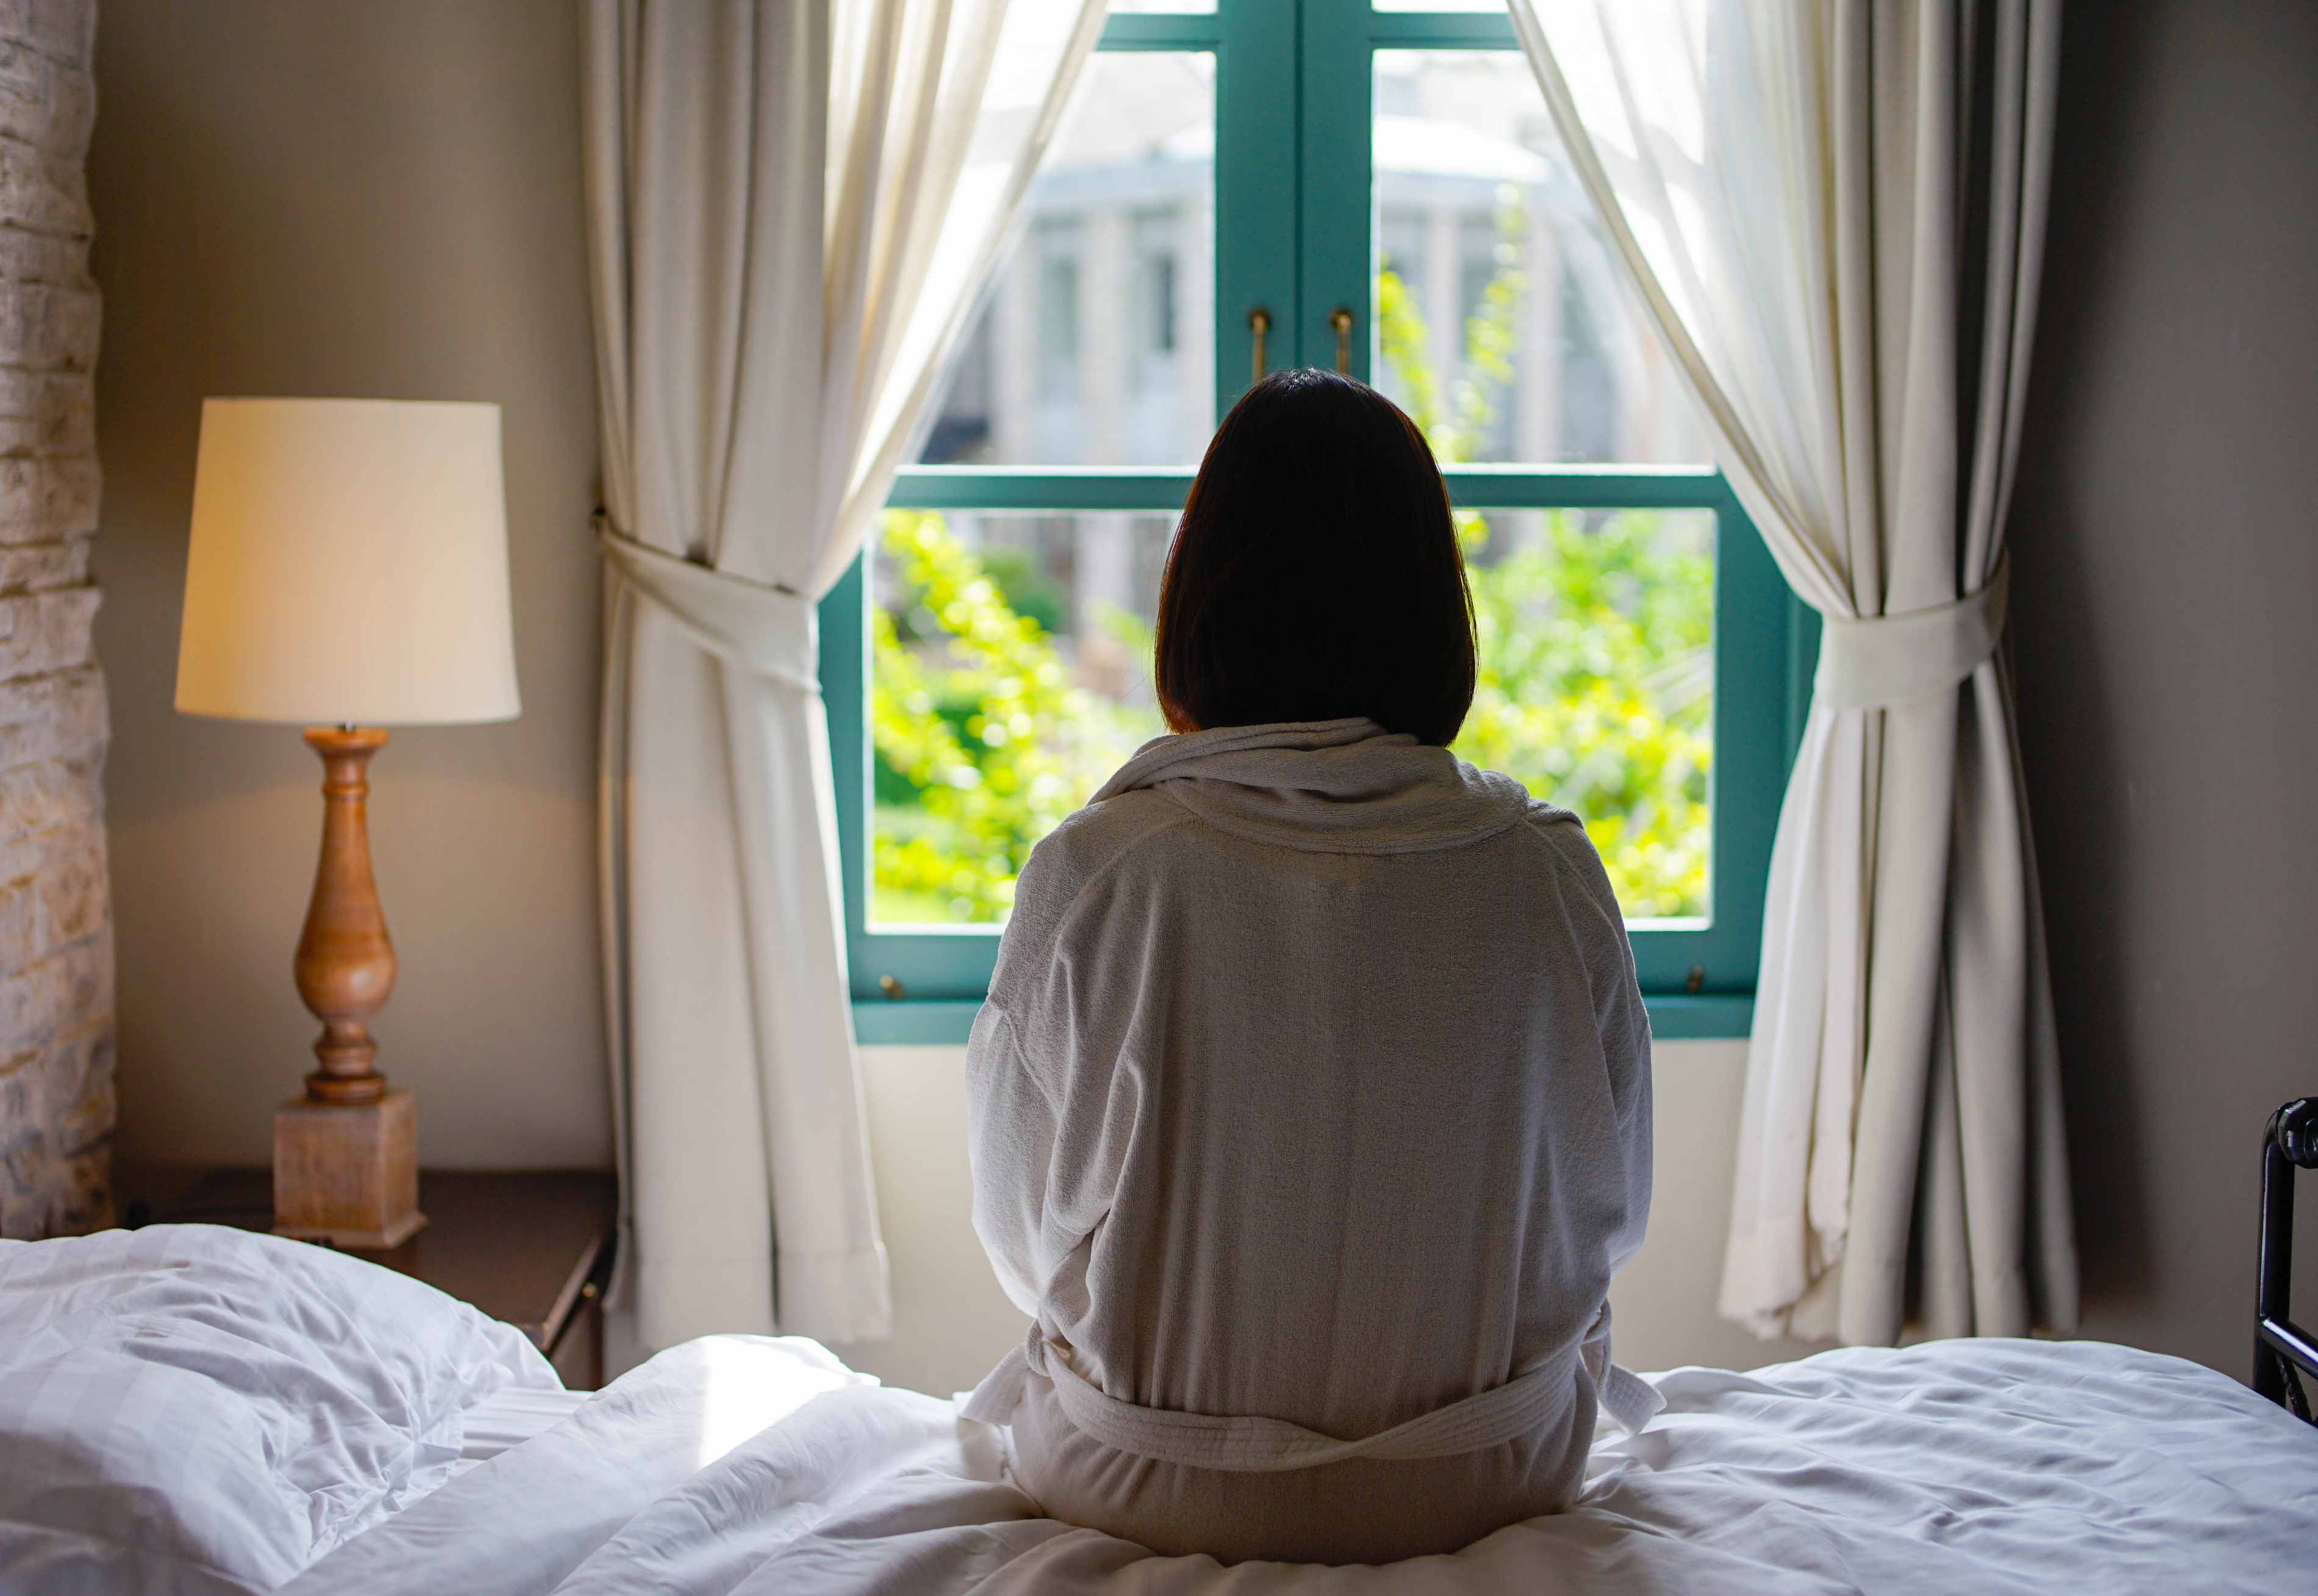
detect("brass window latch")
[1248,307,1271,383]
[1330,307,1353,373]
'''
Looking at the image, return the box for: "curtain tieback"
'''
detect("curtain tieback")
[1814,554,2010,710]
[597,516,819,694]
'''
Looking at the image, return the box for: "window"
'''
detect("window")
[823,1,1812,1044]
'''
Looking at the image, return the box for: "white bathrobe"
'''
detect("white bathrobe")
[962,719,1655,1564]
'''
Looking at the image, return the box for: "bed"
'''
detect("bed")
[6,1205,2316,1595]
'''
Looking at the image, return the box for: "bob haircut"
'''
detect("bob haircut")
[1153,368,1475,747]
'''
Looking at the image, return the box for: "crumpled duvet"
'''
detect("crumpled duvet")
[291,1334,2318,1596]
[0,1224,559,1595]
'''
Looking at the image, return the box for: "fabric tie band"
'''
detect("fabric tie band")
[961,1311,1661,1473]
[1814,555,2010,710]
[597,517,820,694]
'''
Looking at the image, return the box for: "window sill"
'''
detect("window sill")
[851,992,1752,1046]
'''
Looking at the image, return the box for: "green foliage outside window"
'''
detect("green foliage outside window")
[871,191,1710,924]
[869,513,1159,923]
[1382,193,1712,919]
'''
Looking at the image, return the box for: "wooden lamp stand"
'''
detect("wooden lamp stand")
[272,725,427,1249]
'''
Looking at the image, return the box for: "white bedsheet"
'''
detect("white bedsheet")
[457,1386,591,1470]
[0,1224,560,1595]
[293,1333,2318,1595]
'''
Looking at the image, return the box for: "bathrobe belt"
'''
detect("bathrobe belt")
[960,1308,1663,1473]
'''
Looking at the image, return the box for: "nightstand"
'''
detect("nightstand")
[148,1169,618,1389]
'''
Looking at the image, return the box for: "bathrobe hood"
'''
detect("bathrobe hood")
[1088,717,1533,855]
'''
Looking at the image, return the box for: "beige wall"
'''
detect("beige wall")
[2010,0,2318,1380]
[88,0,609,1170]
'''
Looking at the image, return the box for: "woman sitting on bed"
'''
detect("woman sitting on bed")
[961,368,1657,1567]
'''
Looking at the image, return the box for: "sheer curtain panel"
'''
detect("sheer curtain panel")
[582,0,1105,1348]
[1509,0,2077,1345]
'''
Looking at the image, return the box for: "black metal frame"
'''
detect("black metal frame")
[2253,1097,2318,1421]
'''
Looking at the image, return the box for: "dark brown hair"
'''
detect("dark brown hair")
[1152,368,1475,746]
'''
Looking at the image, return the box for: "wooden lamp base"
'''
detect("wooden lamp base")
[274,1090,425,1248]
[271,727,427,1250]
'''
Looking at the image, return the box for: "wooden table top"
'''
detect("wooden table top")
[161,1169,617,1352]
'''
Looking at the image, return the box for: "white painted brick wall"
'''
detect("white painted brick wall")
[0,0,105,1239]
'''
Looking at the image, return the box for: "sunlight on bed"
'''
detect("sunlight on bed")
[689,1334,871,1470]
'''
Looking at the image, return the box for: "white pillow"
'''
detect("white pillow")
[0,1223,560,1595]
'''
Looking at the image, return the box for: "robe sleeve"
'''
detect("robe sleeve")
[965,831,1155,1333]
[1536,808,1655,1278]
[966,947,1151,1325]
[1549,814,1660,1431]
[965,1003,1052,1319]
[1601,946,1654,1280]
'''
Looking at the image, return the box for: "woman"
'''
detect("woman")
[960,369,1656,1566]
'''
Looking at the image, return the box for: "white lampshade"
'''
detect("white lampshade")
[175,398,521,725]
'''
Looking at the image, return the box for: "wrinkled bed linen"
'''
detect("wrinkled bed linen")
[282,1334,874,1596]
[456,1387,591,1472]
[0,1224,560,1595]
[291,1335,2318,1595]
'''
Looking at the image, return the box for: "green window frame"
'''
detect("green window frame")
[823,1,1813,1045]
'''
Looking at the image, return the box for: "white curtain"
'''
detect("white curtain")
[581,0,1105,1348]
[1508,0,2077,1345]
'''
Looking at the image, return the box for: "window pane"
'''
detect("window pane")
[869,508,1171,925]
[1106,0,1214,11]
[1372,49,1706,466]
[1450,507,1714,922]
[1372,1,1508,10]
[918,53,1215,468]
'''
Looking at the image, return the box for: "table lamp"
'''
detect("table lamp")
[175,398,520,1248]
